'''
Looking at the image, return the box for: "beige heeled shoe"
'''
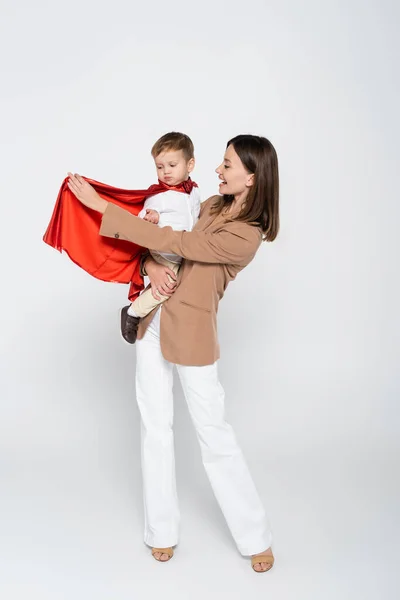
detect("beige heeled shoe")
[251,552,274,573]
[151,547,174,562]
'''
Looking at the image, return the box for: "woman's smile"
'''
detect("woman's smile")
[218,176,227,189]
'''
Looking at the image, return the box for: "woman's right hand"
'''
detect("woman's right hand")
[145,257,177,300]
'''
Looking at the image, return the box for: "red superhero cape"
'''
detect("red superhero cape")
[43,176,197,301]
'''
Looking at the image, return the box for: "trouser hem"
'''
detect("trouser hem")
[236,532,273,556]
[144,535,179,548]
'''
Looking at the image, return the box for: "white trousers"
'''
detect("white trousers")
[135,308,272,555]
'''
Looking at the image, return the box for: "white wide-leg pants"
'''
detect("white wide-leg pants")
[135,308,272,555]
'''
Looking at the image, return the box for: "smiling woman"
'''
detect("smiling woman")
[67,134,279,573]
[214,135,279,240]
[217,144,254,198]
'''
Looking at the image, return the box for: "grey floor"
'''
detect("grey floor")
[1,384,397,600]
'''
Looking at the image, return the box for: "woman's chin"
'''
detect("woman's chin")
[219,183,228,193]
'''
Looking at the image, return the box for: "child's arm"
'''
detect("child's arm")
[138,194,166,223]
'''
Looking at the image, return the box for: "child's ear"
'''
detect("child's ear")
[188,157,195,173]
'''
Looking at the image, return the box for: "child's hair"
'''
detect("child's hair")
[151,132,194,161]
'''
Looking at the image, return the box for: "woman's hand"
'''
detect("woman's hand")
[145,257,177,300]
[67,173,108,214]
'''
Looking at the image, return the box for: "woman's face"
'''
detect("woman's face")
[216,144,254,199]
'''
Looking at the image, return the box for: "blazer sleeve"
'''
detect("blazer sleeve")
[99,202,261,266]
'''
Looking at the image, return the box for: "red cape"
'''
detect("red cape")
[43,176,197,301]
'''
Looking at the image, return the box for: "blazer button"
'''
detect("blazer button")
[114,233,120,239]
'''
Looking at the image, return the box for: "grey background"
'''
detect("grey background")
[0,0,399,598]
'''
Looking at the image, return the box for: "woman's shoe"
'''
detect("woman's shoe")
[151,547,174,562]
[251,552,274,573]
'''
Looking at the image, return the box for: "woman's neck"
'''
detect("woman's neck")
[228,191,247,215]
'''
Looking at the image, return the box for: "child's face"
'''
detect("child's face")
[154,149,194,186]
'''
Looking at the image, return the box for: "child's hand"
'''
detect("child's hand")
[144,209,160,224]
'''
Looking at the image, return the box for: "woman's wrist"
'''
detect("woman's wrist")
[99,198,108,214]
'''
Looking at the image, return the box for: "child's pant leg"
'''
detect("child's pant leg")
[131,260,180,318]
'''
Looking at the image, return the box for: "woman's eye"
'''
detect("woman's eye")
[224,165,230,168]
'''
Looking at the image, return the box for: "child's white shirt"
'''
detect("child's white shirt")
[138,187,201,264]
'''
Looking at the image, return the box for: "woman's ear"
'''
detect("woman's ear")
[246,173,255,187]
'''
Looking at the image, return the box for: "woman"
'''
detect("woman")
[67,134,279,573]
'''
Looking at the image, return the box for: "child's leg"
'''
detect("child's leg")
[129,271,178,317]
[129,257,180,318]
[121,259,179,344]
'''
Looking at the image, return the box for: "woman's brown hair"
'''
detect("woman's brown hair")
[211,134,279,241]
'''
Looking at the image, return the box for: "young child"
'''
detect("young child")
[121,132,201,344]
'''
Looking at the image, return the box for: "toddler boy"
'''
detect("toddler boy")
[121,132,201,344]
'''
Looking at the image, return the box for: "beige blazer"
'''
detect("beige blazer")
[100,196,262,366]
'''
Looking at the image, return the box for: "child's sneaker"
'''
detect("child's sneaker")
[120,306,140,344]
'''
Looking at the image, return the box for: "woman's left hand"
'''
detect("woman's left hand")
[67,173,108,214]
